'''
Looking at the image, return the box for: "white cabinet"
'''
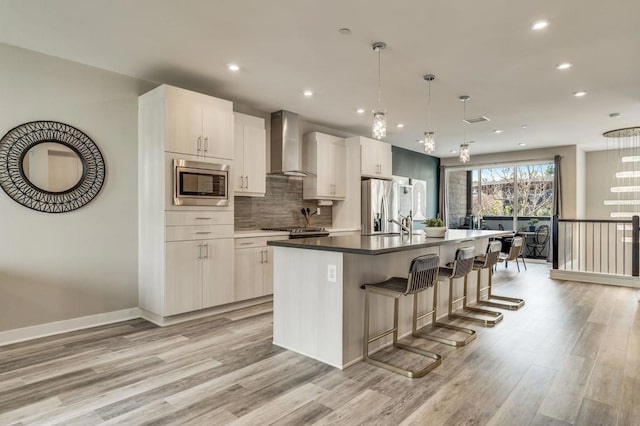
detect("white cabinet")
[165,240,203,315]
[203,238,235,307]
[302,132,346,200]
[162,85,233,159]
[164,238,234,316]
[233,113,266,196]
[234,247,266,301]
[234,237,285,301]
[360,137,392,179]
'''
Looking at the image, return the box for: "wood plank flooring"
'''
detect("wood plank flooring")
[1,263,639,425]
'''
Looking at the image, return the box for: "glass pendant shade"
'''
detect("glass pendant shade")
[371,42,387,140]
[372,111,387,140]
[459,143,471,163]
[424,131,435,153]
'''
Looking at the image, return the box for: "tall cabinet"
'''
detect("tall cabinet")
[302,132,347,200]
[233,112,266,197]
[138,84,235,321]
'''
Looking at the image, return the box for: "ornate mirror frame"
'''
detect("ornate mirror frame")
[0,121,106,213]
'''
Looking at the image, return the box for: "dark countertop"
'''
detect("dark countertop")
[267,229,511,255]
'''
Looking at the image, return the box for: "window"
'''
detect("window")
[446,160,555,257]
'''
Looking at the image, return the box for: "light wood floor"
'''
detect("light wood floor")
[1,263,639,425]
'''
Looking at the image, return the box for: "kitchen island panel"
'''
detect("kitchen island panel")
[272,247,344,368]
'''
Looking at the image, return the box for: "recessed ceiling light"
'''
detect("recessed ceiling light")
[227,63,240,72]
[450,150,457,153]
[609,112,621,118]
[303,90,313,97]
[338,28,352,35]
[521,125,528,129]
[556,62,572,70]
[493,129,503,134]
[531,20,549,30]
[356,108,365,114]
[573,91,587,97]
[397,123,404,128]
[417,139,424,144]
[518,142,527,146]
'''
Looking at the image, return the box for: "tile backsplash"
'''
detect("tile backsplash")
[234,175,333,229]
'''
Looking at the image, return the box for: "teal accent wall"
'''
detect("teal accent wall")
[391,146,440,219]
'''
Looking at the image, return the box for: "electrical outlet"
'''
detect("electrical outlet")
[327,264,337,282]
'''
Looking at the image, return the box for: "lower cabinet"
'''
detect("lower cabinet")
[234,237,283,301]
[165,238,234,315]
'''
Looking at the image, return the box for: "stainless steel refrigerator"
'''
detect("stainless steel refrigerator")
[362,177,419,235]
[361,179,392,235]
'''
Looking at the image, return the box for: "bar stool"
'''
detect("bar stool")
[499,236,527,272]
[362,254,442,378]
[413,247,478,347]
[445,247,504,327]
[474,240,525,310]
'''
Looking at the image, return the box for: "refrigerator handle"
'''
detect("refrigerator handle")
[381,194,387,233]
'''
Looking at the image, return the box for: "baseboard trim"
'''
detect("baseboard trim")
[140,296,273,327]
[550,269,640,288]
[0,307,142,347]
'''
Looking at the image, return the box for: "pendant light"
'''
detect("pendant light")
[459,95,471,163]
[372,42,387,140]
[423,74,436,154]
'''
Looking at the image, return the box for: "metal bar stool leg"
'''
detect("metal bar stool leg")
[475,267,525,310]
[411,277,477,347]
[447,274,504,327]
[363,288,441,378]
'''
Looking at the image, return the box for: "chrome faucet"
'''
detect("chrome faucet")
[389,213,413,237]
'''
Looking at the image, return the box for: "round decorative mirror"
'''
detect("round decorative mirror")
[21,142,84,193]
[0,121,106,213]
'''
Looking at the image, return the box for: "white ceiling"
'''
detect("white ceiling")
[1,0,639,158]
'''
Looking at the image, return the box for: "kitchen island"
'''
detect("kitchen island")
[268,230,510,369]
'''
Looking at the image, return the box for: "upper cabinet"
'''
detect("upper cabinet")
[163,85,233,159]
[233,113,266,197]
[302,132,346,200]
[360,137,392,179]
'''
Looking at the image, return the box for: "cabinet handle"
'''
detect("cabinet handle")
[204,243,209,259]
[195,217,212,220]
[197,136,202,153]
[240,242,254,246]
[260,250,265,264]
[197,243,203,259]
[196,232,212,235]
[264,250,269,263]
[204,136,209,153]
[245,175,249,190]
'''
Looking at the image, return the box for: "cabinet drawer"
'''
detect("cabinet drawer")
[234,235,289,248]
[165,224,234,242]
[165,211,233,226]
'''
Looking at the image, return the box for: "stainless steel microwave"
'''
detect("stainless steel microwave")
[173,159,230,207]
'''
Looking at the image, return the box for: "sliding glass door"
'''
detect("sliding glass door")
[445,160,555,259]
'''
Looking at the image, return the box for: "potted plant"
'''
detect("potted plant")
[527,218,539,232]
[423,218,447,237]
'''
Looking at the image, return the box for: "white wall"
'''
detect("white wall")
[0,43,153,332]
[441,145,583,218]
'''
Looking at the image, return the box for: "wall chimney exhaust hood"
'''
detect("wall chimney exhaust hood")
[270,110,310,176]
